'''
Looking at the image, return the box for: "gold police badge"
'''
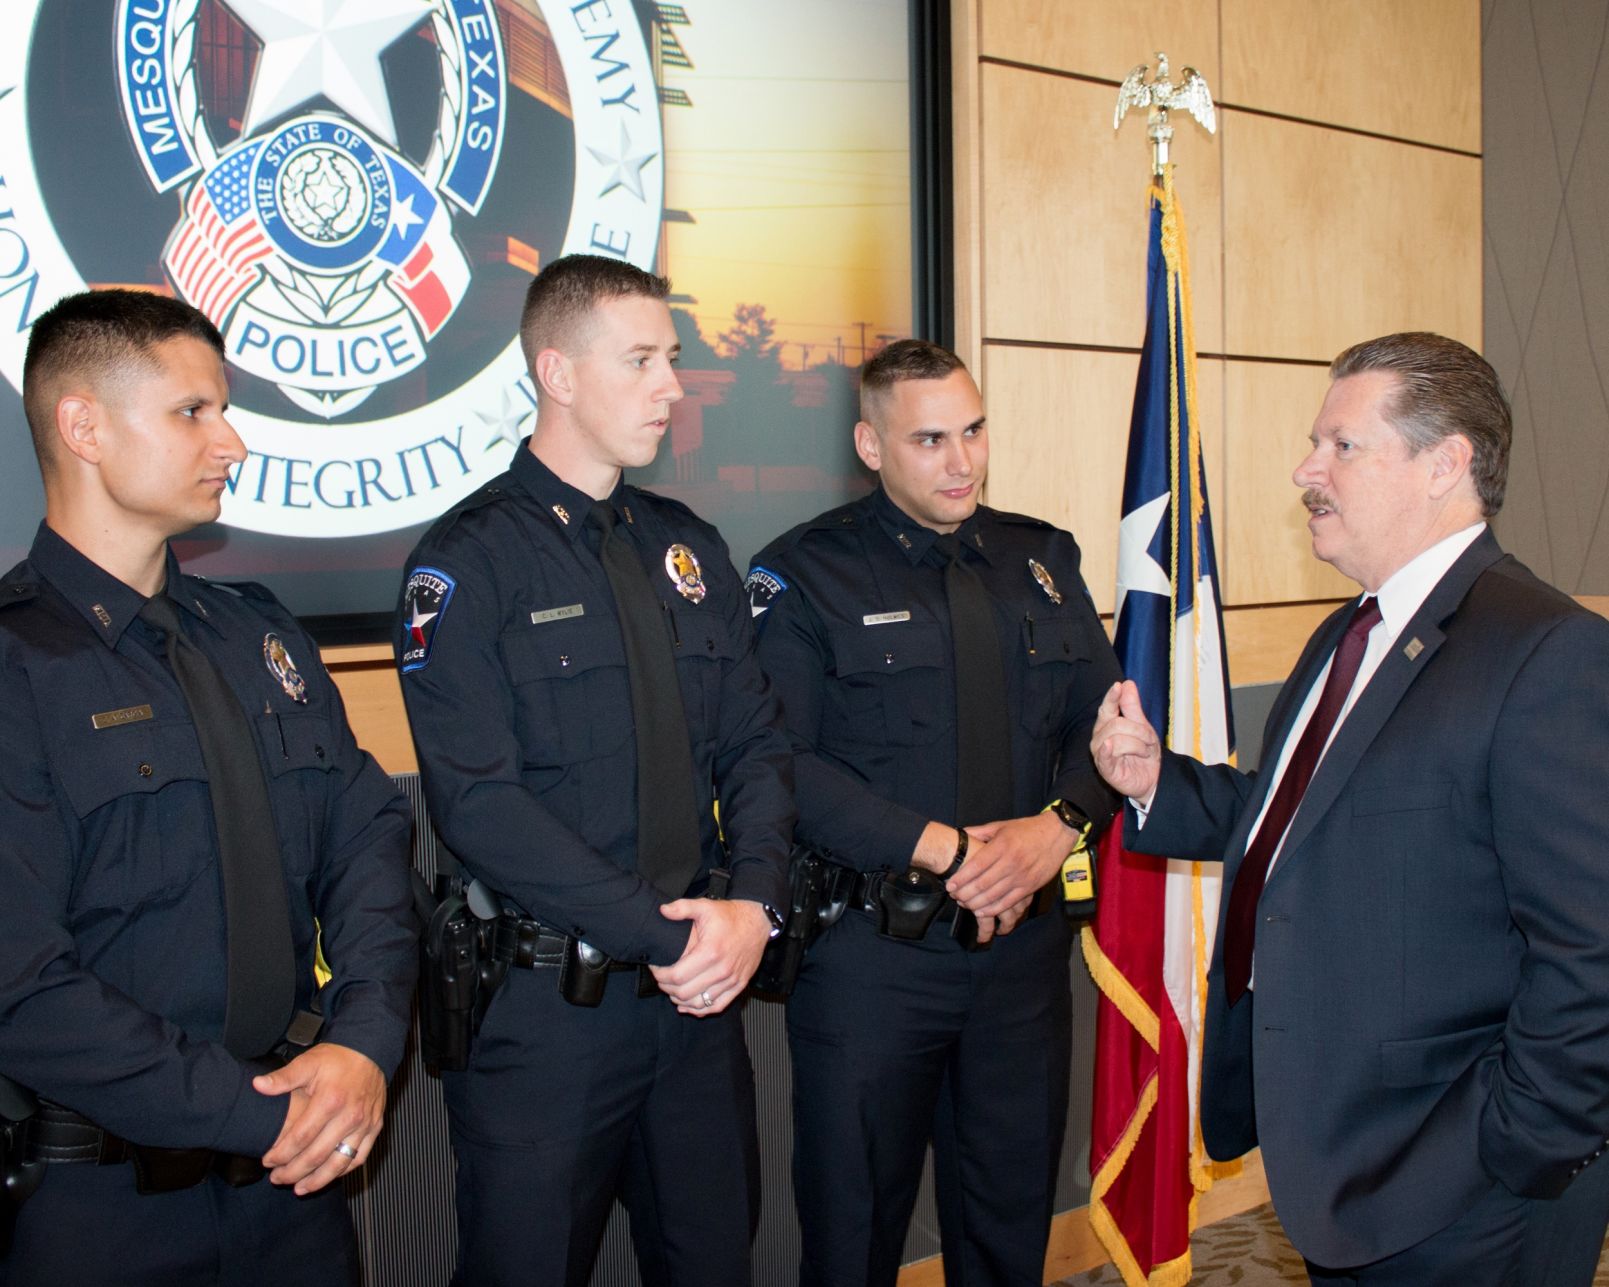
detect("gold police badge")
[1028,559,1063,606]
[665,544,707,603]
[263,633,309,703]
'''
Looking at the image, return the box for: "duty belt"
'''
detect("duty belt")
[487,913,661,999]
[840,865,1059,940]
[23,1102,265,1192]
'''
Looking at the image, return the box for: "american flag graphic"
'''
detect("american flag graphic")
[163,143,270,325]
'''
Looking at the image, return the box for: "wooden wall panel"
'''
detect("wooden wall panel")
[979,0,1221,88]
[1221,360,1355,604]
[1221,0,1480,153]
[327,650,417,775]
[981,65,1223,351]
[982,345,1225,615]
[1221,111,1482,362]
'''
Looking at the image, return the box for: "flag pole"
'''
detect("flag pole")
[1082,52,1231,1287]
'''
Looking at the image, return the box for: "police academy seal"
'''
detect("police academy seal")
[0,0,666,539]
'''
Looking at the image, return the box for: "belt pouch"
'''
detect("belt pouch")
[560,938,611,1007]
[128,1145,214,1195]
[876,869,947,940]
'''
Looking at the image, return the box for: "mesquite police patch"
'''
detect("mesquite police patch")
[744,566,788,618]
[0,0,665,538]
[400,567,456,672]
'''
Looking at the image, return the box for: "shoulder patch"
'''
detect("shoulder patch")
[400,567,457,673]
[744,565,789,618]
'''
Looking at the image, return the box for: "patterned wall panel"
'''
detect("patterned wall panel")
[1484,0,1609,591]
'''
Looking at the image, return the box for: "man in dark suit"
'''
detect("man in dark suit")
[1092,332,1609,1284]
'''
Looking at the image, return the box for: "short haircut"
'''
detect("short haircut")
[519,254,670,371]
[22,289,224,476]
[1330,332,1512,516]
[859,339,967,424]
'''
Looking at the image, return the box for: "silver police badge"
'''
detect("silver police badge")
[1028,559,1063,606]
[665,544,707,604]
[263,632,309,703]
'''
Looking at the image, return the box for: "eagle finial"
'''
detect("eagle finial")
[1114,52,1217,175]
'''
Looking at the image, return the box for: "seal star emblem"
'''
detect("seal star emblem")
[228,0,433,145]
[407,602,439,646]
[586,122,658,202]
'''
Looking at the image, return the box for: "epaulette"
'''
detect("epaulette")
[990,508,1055,530]
[624,483,699,523]
[755,502,861,562]
[416,476,516,545]
[201,578,277,604]
[0,580,39,609]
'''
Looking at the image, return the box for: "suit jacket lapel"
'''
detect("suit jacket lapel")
[1225,602,1354,861]
[1267,529,1507,876]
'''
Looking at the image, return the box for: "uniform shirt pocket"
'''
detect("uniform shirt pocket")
[665,599,740,737]
[827,621,948,746]
[1019,614,1090,738]
[55,718,211,911]
[257,710,338,878]
[501,614,631,763]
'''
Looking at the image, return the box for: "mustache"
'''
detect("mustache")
[1302,489,1337,512]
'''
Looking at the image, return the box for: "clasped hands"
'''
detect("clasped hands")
[650,897,772,1018]
[915,810,1084,945]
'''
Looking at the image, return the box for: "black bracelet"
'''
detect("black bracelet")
[939,827,968,880]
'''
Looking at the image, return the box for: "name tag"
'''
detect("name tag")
[530,604,585,626]
[862,611,912,626]
[91,704,153,730]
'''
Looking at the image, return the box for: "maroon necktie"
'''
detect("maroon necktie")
[1222,596,1382,1005]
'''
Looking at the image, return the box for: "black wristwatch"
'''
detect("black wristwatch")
[757,902,786,939]
[938,827,969,880]
[1047,799,1093,845]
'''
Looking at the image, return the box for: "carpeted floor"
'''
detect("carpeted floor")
[1051,1203,1609,1285]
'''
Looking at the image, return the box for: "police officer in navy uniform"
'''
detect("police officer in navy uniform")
[0,290,417,1285]
[748,339,1122,1286]
[397,254,793,1287]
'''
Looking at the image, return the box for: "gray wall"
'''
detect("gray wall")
[1484,0,1609,587]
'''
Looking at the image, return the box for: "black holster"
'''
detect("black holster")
[0,1077,42,1256]
[751,850,827,997]
[418,873,489,1072]
[875,868,949,940]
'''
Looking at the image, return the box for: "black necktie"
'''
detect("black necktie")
[588,502,703,897]
[139,592,294,1058]
[935,533,1014,826]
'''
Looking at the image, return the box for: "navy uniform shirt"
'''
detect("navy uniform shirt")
[397,443,793,966]
[748,487,1122,871]
[0,524,416,1155]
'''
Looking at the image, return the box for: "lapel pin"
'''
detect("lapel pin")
[1404,637,1424,660]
